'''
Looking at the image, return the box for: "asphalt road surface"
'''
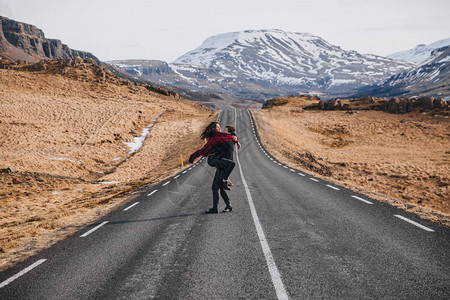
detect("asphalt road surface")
[1,109,449,299]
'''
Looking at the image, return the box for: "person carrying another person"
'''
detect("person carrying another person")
[189,122,240,213]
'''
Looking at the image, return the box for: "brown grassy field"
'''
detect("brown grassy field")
[253,96,449,225]
[0,59,215,271]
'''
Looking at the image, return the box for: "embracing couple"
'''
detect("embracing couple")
[189,121,241,214]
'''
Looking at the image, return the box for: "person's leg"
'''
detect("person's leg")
[220,188,232,212]
[207,155,224,170]
[220,158,235,181]
[207,169,223,213]
[214,157,235,190]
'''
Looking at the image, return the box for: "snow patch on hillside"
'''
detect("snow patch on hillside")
[387,38,450,64]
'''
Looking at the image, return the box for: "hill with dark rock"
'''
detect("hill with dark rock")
[0,16,98,63]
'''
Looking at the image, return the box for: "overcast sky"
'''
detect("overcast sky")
[1,0,449,62]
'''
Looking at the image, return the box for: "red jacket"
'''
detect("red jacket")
[189,132,238,163]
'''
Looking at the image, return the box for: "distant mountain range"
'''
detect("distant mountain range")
[387,38,450,64]
[0,16,98,63]
[109,29,413,100]
[354,45,450,99]
[1,15,448,101]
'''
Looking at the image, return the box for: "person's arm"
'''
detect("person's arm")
[189,142,212,163]
[188,135,233,163]
[228,133,240,148]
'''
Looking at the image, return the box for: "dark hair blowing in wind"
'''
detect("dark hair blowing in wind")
[200,122,219,140]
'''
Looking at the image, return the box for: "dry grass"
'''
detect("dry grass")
[253,97,450,225]
[0,61,214,271]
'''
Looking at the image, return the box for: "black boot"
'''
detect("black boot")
[222,206,233,213]
[205,207,218,214]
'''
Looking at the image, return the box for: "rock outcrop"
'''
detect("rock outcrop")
[0,16,99,63]
[304,96,449,114]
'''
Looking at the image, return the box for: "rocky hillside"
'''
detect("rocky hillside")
[354,46,450,99]
[0,16,98,63]
[0,57,179,98]
[110,29,412,100]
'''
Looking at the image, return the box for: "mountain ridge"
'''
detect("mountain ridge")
[387,38,450,64]
[0,16,99,63]
[112,29,413,100]
[354,45,450,99]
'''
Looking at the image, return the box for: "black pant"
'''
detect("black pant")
[207,155,235,182]
[211,168,231,209]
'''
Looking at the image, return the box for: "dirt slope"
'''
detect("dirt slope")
[254,96,449,225]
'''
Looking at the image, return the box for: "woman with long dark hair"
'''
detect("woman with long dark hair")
[189,121,239,213]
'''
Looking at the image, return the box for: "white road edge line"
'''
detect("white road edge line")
[326,184,340,191]
[80,221,109,237]
[123,202,139,211]
[298,173,305,176]
[236,109,289,300]
[351,195,373,205]
[147,189,158,196]
[395,215,435,232]
[0,259,47,289]
[309,178,319,182]
[174,175,180,179]
[182,171,187,174]
[162,181,170,186]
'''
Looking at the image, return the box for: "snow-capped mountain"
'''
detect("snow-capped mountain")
[110,29,413,100]
[354,46,450,98]
[387,38,450,64]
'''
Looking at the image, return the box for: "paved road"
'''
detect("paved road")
[1,109,449,299]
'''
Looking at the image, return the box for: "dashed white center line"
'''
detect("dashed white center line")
[182,170,187,174]
[298,173,305,176]
[0,259,47,289]
[162,181,170,186]
[123,202,139,211]
[351,195,373,205]
[188,167,192,170]
[309,178,319,182]
[174,175,180,179]
[395,215,435,232]
[80,221,108,237]
[326,184,340,191]
[289,169,296,172]
[147,189,158,196]
[283,166,288,169]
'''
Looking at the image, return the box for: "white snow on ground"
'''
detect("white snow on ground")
[387,38,450,64]
[124,125,153,154]
[124,113,162,154]
[169,64,197,84]
[49,157,81,164]
[329,79,356,86]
